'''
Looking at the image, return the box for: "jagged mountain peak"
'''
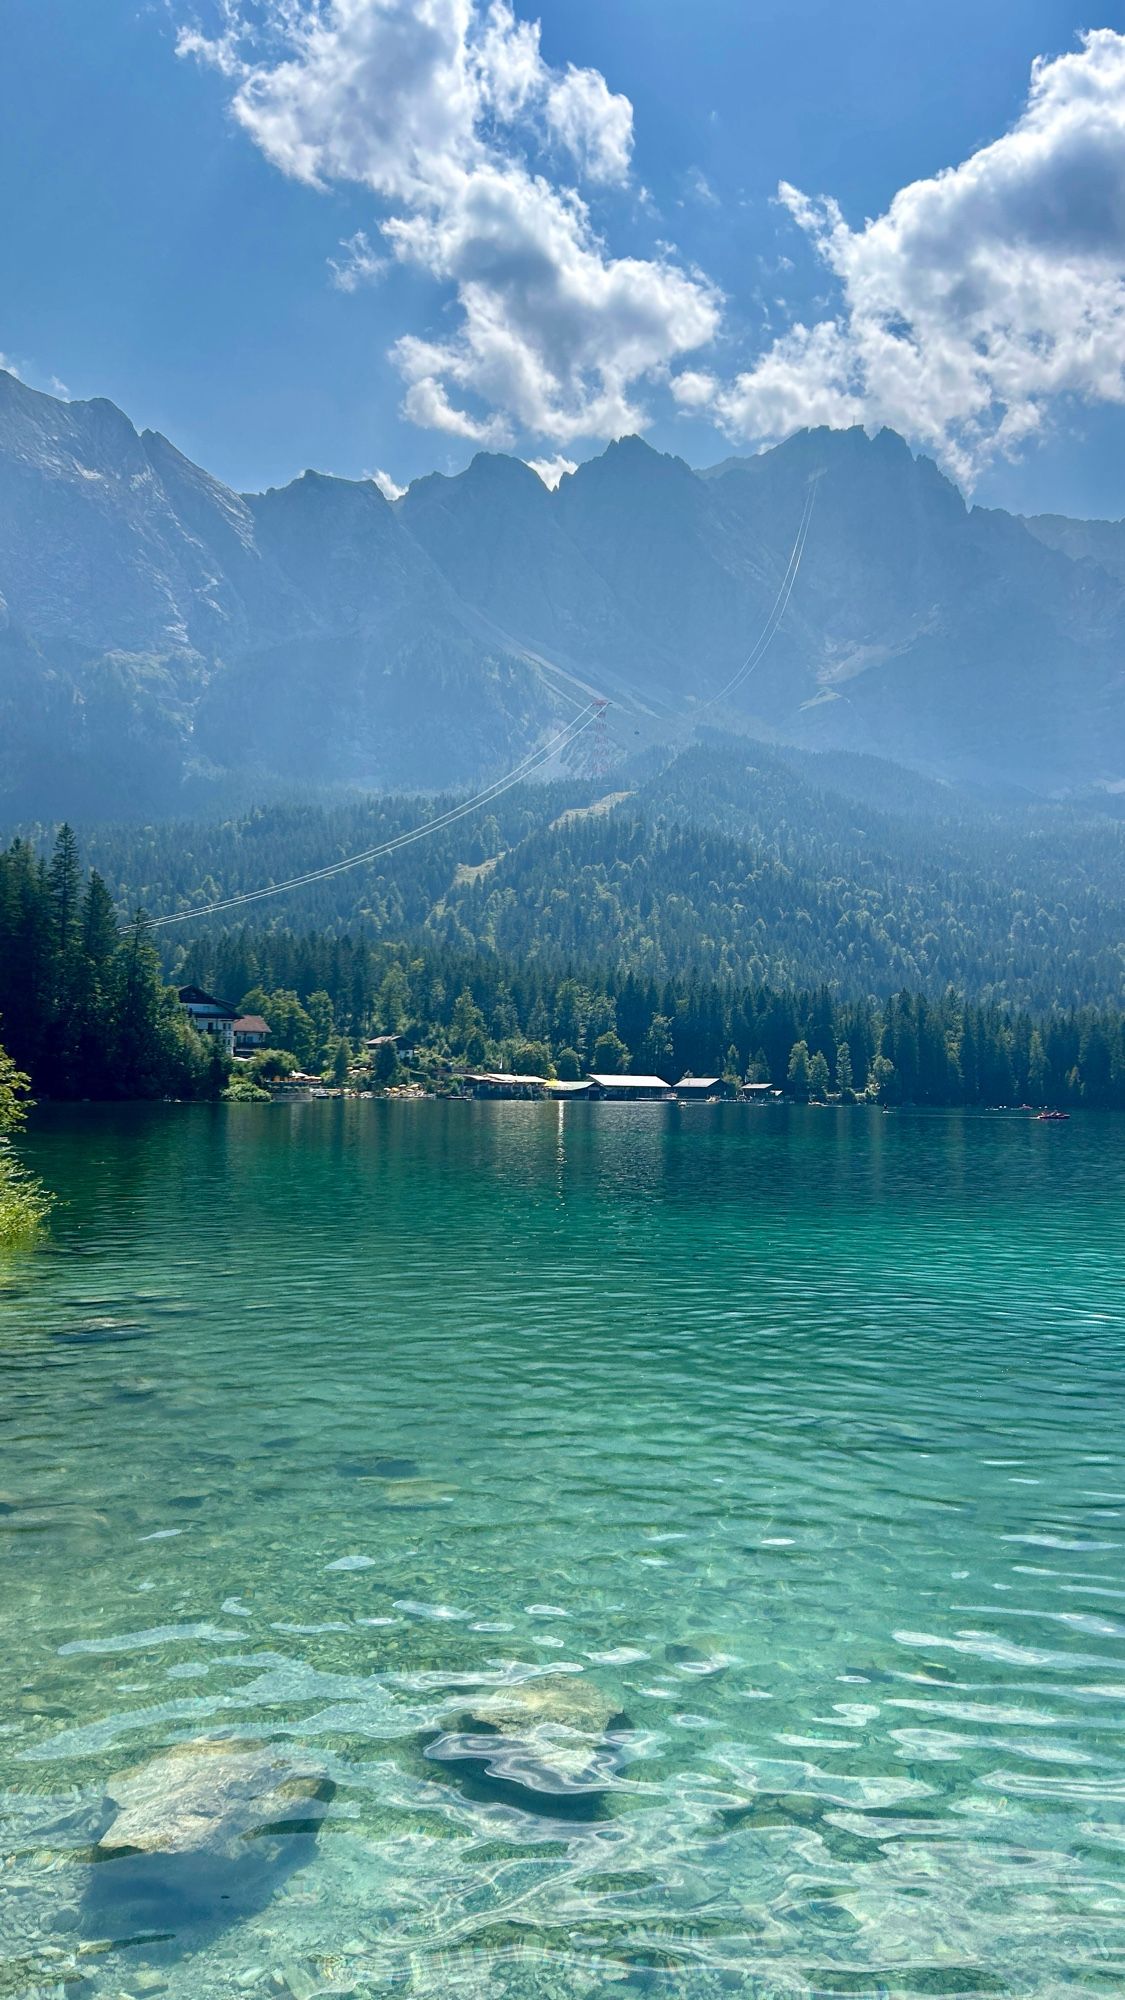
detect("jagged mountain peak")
[403,450,550,518]
[249,465,392,508]
[566,431,695,491]
[1,372,1123,814]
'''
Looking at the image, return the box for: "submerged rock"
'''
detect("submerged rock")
[51,1318,149,1347]
[113,1376,160,1402]
[426,1676,629,1821]
[335,1455,419,1481]
[467,1676,621,1737]
[82,1738,332,1948]
[99,1739,328,1857]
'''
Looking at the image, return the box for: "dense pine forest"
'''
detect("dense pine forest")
[2,826,1124,1110]
[66,738,1125,1009]
[0,832,217,1103]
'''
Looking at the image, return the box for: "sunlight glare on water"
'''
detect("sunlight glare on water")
[2,1100,1124,1999]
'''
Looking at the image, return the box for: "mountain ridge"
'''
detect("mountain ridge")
[2,367,1123,816]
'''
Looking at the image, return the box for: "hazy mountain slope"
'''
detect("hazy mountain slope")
[2,367,1124,814]
[0,378,242,656]
[0,371,561,815]
[400,452,633,676]
[683,431,1125,784]
[1024,511,1125,585]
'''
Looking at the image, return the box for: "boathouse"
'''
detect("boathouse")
[674,1075,734,1100]
[465,1072,548,1099]
[587,1073,672,1101]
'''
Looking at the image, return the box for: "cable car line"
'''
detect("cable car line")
[140,700,601,930]
[701,474,818,712]
[131,475,817,932]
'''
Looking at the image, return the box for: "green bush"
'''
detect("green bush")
[0,1043,50,1246]
[222,1072,271,1103]
[0,1144,52,1245]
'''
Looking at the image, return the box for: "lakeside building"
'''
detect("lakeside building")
[741,1082,784,1101]
[232,1014,270,1053]
[587,1074,672,1101]
[674,1075,735,1100]
[463,1071,763,1104]
[178,986,237,1055]
[465,1072,549,1099]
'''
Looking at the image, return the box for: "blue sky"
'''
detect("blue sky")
[4,1,1125,515]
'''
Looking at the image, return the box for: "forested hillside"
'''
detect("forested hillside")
[176,925,1125,1111]
[69,738,1125,1010]
[3,825,1122,1109]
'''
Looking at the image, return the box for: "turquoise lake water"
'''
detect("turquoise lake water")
[2,1101,1125,2000]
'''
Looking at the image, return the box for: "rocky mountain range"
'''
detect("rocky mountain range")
[1,366,1123,817]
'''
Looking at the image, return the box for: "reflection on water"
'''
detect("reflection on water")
[2,1100,1124,1997]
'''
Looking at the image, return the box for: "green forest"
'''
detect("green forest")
[0,831,219,1104]
[66,737,1125,1009]
[3,826,1124,1112]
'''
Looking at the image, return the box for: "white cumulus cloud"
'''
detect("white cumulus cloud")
[178,0,718,446]
[670,368,718,408]
[716,30,1125,481]
[545,64,633,186]
[329,228,386,290]
[525,452,576,487]
[369,466,406,500]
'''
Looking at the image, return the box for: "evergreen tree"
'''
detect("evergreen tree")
[808,1050,831,1100]
[371,1040,401,1088]
[787,1041,811,1101]
[592,1030,629,1074]
[639,1013,674,1076]
[1028,1029,1049,1104]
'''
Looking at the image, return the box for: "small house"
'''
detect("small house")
[741,1082,783,1101]
[179,986,237,1055]
[587,1073,672,1101]
[232,1014,270,1053]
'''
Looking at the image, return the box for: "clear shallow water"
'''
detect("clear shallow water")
[2,1101,1125,2000]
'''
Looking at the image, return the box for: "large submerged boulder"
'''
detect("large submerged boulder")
[99,1738,328,1856]
[426,1676,629,1821]
[83,1737,332,1945]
